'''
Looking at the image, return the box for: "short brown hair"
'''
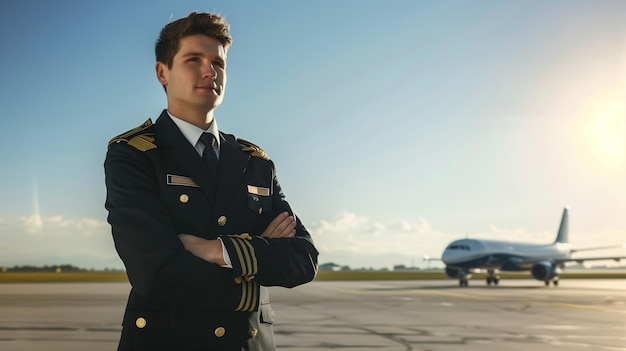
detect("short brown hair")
[155,11,232,68]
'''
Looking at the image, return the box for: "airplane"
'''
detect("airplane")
[437,207,626,287]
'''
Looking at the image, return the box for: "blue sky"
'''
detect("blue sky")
[1,0,625,270]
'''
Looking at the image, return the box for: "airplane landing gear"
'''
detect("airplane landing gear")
[486,269,500,286]
[458,271,470,287]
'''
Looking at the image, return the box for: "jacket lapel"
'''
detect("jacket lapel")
[215,133,250,213]
[154,112,217,201]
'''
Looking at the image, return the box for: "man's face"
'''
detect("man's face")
[156,34,227,117]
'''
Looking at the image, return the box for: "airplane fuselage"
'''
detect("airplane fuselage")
[437,208,626,287]
[442,238,571,271]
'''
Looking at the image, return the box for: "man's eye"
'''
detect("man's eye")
[187,58,200,63]
[212,61,224,68]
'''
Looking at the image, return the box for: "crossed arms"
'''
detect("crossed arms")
[105,142,318,311]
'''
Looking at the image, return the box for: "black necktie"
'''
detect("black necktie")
[200,133,219,175]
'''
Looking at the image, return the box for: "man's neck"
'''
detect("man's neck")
[167,106,215,129]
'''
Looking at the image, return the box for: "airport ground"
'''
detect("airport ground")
[0,278,625,350]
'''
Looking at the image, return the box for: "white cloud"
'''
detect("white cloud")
[309,211,452,259]
[18,214,109,237]
[20,214,43,233]
[1,214,120,269]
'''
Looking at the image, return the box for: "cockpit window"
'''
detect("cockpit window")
[447,244,470,250]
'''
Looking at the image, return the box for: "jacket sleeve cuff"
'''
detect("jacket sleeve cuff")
[220,233,258,278]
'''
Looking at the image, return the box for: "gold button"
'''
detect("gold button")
[179,194,189,203]
[234,276,242,284]
[258,207,263,215]
[217,216,227,226]
[135,317,147,329]
[250,328,258,339]
[214,326,226,337]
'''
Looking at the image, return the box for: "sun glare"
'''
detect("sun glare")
[586,100,626,168]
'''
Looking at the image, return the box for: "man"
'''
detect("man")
[104,11,318,351]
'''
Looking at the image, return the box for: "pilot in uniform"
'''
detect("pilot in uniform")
[104,12,318,351]
[105,112,318,350]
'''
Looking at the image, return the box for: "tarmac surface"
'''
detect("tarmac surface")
[0,279,625,350]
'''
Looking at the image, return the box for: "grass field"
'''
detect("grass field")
[0,270,625,283]
[0,271,129,283]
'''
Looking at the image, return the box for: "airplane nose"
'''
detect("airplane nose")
[441,246,464,264]
[441,250,452,263]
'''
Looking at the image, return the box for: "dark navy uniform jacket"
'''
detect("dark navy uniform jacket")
[104,110,318,350]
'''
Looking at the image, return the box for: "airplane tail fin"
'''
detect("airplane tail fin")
[554,207,569,244]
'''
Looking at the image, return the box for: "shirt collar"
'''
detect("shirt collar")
[167,111,220,150]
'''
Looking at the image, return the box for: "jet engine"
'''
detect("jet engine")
[530,261,558,281]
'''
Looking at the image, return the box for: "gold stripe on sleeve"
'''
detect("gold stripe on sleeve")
[235,280,259,312]
[229,237,249,276]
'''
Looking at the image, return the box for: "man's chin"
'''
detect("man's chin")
[191,101,221,114]
[191,95,219,106]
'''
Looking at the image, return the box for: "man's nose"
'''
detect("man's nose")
[202,63,218,80]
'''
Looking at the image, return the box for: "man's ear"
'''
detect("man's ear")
[156,61,168,86]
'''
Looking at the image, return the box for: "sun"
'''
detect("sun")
[586,100,626,168]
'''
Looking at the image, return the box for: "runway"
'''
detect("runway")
[0,279,625,350]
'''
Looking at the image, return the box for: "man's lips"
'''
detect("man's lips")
[196,85,220,94]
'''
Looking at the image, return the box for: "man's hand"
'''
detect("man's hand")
[261,211,296,238]
[177,235,226,266]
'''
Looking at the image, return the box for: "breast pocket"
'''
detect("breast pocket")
[247,185,272,216]
[247,193,272,216]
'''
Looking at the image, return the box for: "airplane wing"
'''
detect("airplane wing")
[570,244,626,253]
[560,243,626,264]
[556,255,626,265]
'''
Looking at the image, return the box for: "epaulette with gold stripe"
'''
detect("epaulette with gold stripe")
[238,138,270,161]
[107,119,157,152]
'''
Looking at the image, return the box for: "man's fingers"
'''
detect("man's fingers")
[262,212,296,238]
[277,215,296,237]
[264,212,288,234]
[285,228,296,238]
[275,216,296,237]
